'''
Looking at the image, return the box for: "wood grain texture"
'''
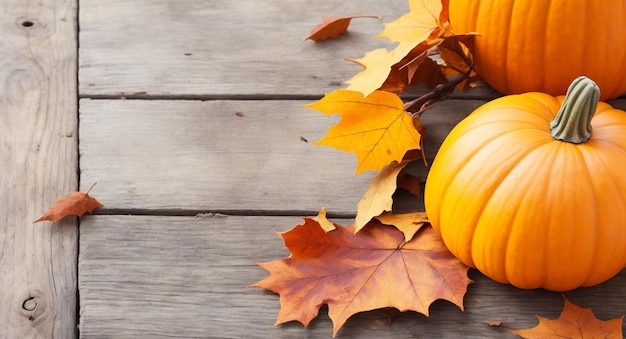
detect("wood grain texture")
[79,99,375,214]
[79,215,626,338]
[78,0,410,98]
[75,0,626,336]
[0,0,78,338]
[78,98,486,214]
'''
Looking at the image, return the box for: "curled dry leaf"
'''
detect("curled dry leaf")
[512,296,624,339]
[397,171,423,197]
[437,33,479,90]
[304,15,381,42]
[34,183,103,223]
[252,217,471,337]
[375,212,428,242]
[483,320,504,327]
[313,207,335,232]
[354,161,408,231]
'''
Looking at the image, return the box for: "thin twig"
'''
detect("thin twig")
[404,65,473,116]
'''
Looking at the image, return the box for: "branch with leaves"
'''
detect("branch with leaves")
[253,0,625,337]
[253,0,476,335]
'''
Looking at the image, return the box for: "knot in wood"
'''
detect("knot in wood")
[21,20,35,28]
[18,292,51,327]
[15,17,40,30]
[22,297,38,311]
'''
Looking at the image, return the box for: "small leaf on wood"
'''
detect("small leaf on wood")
[512,296,624,339]
[34,183,103,223]
[304,15,381,42]
[483,320,504,327]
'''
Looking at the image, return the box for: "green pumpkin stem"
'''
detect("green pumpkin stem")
[550,76,600,144]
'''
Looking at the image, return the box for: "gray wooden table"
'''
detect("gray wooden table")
[2,0,626,338]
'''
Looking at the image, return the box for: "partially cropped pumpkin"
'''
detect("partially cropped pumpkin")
[449,0,626,101]
[424,77,626,291]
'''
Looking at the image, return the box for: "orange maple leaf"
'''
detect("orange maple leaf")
[252,218,471,337]
[306,90,421,174]
[513,296,624,339]
[34,183,103,223]
[376,212,429,242]
[354,161,408,231]
[345,0,449,96]
[304,16,381,42]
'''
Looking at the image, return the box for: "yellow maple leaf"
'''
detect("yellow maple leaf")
[306,90,421,175]
[345,0,447,96]
[377,0,445,43]
[354,161,407,231]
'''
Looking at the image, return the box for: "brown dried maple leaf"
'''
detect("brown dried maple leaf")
[513,296,624,339]
[252,217,471,337]
[34,183,103,223]
[304,15,381,42]
[377,43,447,94]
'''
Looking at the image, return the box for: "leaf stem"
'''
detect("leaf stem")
[86,182,98,194]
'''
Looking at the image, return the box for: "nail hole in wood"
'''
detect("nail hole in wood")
[21,21,34,28]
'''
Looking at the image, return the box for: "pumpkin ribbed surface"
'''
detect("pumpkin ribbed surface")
[449,0,626,100]
[424,85,626,291]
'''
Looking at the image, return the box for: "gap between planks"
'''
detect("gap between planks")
[90,208,356,219]
[77,91,504,102]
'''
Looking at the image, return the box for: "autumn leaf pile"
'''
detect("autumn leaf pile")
[253,212,470,336]
[252,0,625,337]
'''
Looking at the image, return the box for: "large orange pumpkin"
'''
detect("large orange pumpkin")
[424,77,626,291]
[449,0,626,101]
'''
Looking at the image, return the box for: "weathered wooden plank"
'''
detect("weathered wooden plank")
[78,215,626,338]
[77,0,501,100]
[78,0,408,98]
[79,99,373,214]
[78,0,626,101]
[78,98,486,214]
[0,0,78,338]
